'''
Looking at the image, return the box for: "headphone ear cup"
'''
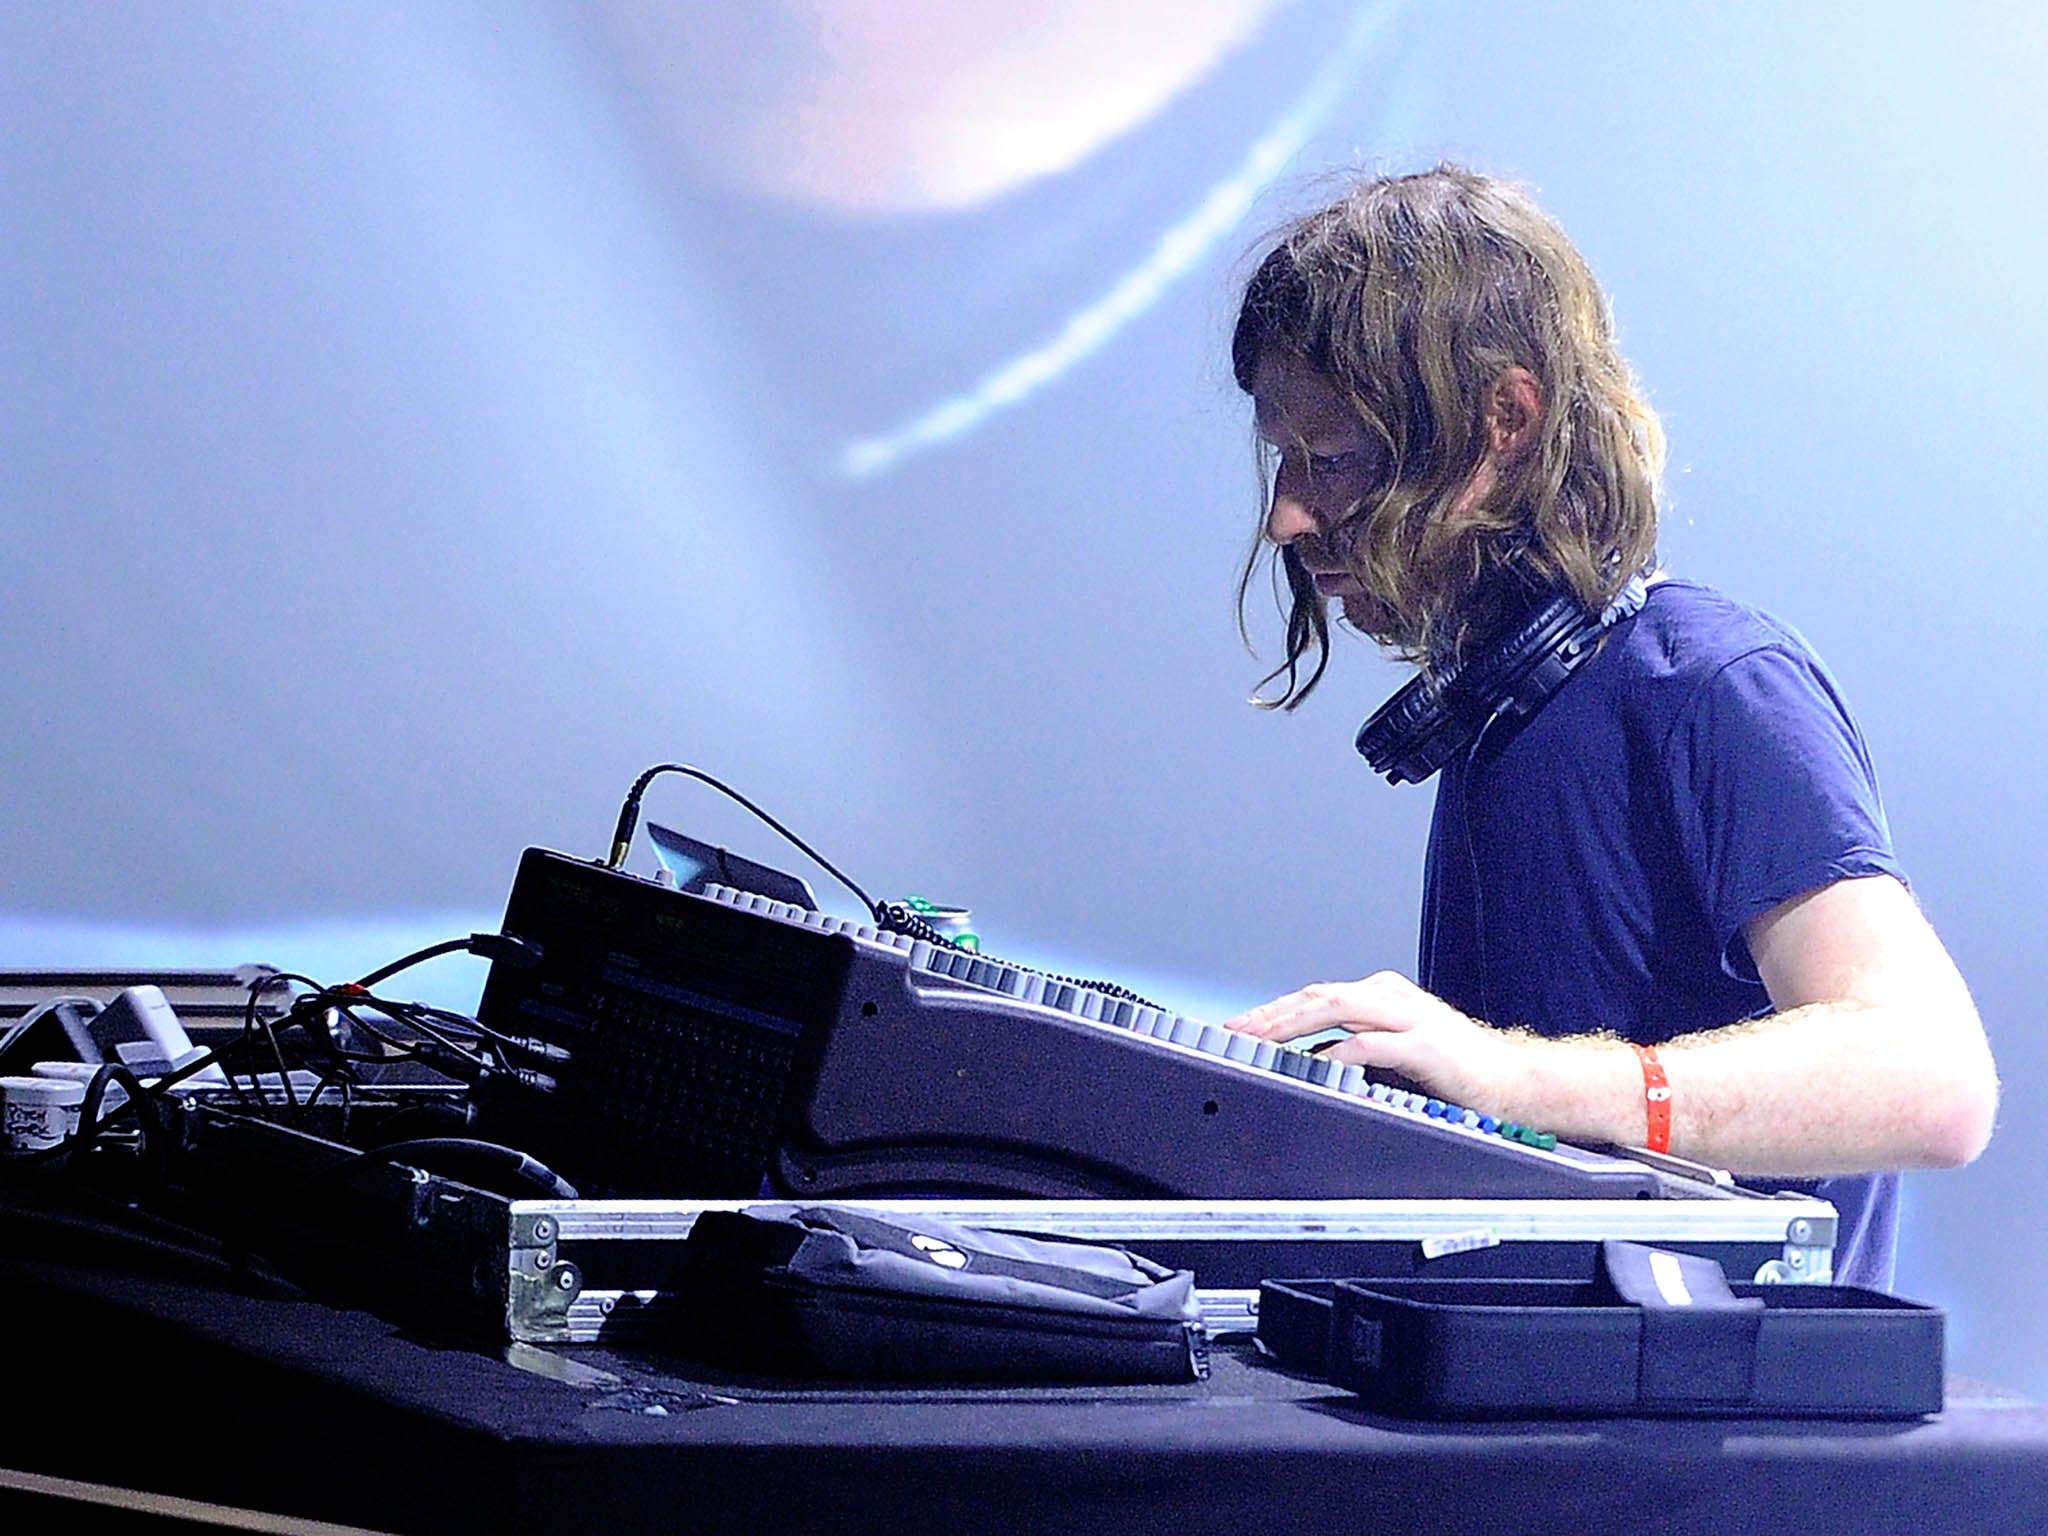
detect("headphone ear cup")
[1356,668,1487,785]
[1355,673,1439,784]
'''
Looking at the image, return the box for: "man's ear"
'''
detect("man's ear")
[1484,367,1544,463]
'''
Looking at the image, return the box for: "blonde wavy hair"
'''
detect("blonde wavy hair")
[1234,165,1665,706]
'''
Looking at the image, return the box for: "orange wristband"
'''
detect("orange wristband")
[1632,1043,1672,1153]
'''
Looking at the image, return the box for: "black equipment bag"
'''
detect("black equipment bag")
[667,1205,1209,1383]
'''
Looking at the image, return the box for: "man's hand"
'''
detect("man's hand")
[1223,973,1518,1108]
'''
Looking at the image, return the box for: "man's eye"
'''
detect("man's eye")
[1308,452,1355,475]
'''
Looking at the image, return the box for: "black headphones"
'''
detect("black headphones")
[1355,576,1649,785]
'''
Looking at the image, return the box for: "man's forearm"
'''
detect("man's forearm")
[1471,998,1998,1177]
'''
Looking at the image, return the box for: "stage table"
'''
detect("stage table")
[5,1191,2047,1535]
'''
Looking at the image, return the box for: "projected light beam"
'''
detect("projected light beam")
[839,0,1409,480]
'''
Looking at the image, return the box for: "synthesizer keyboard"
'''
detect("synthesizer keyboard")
[474,848,1726,1203]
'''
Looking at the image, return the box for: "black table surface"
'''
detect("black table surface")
[7,1189,2047,1536]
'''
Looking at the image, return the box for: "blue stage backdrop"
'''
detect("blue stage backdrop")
[6,1,2043,1396]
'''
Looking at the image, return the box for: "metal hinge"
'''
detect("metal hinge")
[507,1210,583,1340]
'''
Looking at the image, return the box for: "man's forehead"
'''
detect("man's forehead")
[1253,355,1359,442]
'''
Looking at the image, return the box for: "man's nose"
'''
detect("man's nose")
[1266,485,1318,545]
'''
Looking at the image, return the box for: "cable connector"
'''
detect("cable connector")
[501,1035,573,1065]
[468,933,542,968]
[404,1036,494,1085]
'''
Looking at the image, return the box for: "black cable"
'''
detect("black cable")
[71,1063,167,1186]
[388,994,534,1055]
[605,762,881,917]
[353,932,539,990]
[116,974,480,1118]
[236,971,319,1110]
[225,969,311,1119]
[18,964,542,1187]
[323,999,493,1079]
[1461,703,1511,1024]
[313,991,556,1094]
[607,765,1166,1009]
[353,938,472,989]
[257,1002,301,1121]
[72,1020,295,1128]
[354,1000,485,1064]
[300,1068,352,1118]
[874,903,959,948]
[305,1137,580,1200]
[269,962,521,1081]
[40,1022,313,1161]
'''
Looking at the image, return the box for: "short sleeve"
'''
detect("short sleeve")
[1663,644,1905,982]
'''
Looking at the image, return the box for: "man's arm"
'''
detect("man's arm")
[1223,874,1998,1177]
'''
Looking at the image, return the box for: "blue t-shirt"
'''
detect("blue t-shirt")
[1417,578,1904,1288]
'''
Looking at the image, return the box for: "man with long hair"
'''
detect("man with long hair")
[1223,165,1996,1288]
